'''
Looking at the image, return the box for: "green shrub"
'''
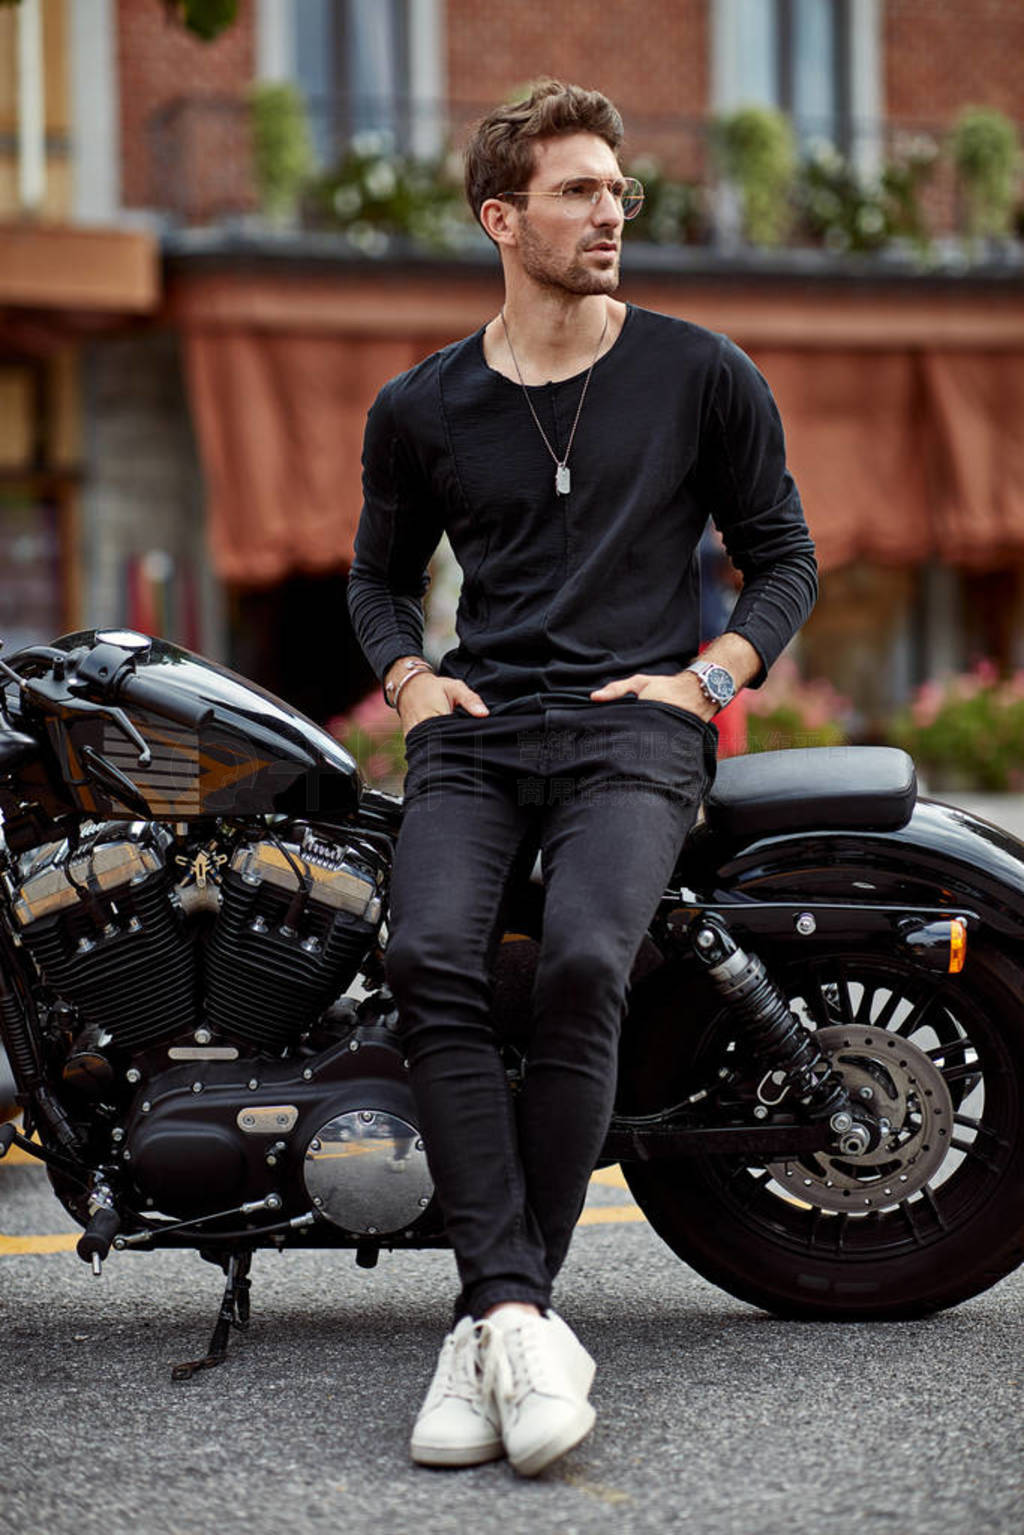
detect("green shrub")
[950,107,1021,243]
[250,82,313,224]
[888,663,1024,792]
[308,133,469,252]
[328,689,406,786]
[713,106,796,246]
[745,656,849,752]
[796,135,936,256]
[623,156,705,245]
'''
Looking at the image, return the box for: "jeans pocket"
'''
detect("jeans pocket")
[403,713,453,747]
[632,696,720,743]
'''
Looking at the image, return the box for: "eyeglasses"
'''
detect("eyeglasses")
[499,175,645,221]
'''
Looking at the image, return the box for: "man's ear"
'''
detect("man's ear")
[479,196,517,247]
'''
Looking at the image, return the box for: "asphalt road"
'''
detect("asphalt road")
[3,786,1023,1535]
[1,1148,1022,1535]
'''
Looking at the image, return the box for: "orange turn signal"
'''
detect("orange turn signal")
[949,917,968,974]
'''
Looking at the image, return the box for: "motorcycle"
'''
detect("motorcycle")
[1,630,1022,1379]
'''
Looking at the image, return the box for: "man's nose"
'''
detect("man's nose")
[590,185,624,224]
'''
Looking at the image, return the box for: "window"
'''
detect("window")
[282,0,443,166]
[715,0,881,165]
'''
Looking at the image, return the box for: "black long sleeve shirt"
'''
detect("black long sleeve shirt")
[348,305,817,706]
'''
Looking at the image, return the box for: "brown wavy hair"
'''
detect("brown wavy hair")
[464,80,625,226]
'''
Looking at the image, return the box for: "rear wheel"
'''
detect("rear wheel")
[624,945,1024,1318]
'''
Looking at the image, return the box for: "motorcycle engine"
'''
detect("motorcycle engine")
[118,1019,436,1241]
[11,820,385,1061]
[10,820,435,1240]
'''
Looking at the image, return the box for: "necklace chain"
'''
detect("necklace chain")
[499,308,609,497]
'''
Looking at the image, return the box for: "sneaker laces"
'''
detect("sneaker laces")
[424,1319,487,1410]
[482,1317,557,1411]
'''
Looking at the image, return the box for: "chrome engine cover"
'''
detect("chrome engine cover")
[303,1109,434,1236]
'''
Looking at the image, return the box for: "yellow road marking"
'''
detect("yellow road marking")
[1,1206,647,1256]
[0,1233,77,1255]
[576,1204,646,1225]
[556,1470,632,1505]
[1,1145,646,1254]
[590,1164,628,1189]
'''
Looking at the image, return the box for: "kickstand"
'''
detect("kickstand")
[171,1250,253,1381]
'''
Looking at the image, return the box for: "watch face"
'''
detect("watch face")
[703,665,736,705]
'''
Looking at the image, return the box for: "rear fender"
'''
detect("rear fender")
[619,799,1024,1118]
[681,797,1024,943]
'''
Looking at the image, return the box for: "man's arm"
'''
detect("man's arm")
[696,336,818,680]
[592,336,816,720]
[348,385,488,731]
[347,387,438,682]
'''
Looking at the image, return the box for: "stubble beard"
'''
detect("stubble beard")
[517,211,621,296]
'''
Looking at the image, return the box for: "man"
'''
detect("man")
[348,80,817,1476]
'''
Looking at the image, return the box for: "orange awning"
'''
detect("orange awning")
[169,267,1024,584]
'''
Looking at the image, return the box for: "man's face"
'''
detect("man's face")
[512,132,625,296]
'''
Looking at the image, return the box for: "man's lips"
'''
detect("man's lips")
[583,241,619,254]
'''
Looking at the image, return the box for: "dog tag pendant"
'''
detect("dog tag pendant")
[555,464,571,495]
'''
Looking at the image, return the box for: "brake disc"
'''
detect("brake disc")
[767,1023,955,1212]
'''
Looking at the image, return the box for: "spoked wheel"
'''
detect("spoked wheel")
[624,945,1024,1318]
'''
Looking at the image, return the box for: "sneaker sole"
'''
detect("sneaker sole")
[411,1437,505,1468]
[509,1401,596,1478]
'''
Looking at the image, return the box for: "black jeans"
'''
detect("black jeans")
[385,697,717,1320]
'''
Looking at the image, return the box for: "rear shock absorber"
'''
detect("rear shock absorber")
[689,914,872,1155]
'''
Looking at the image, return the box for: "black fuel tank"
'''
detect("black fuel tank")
[51,632,362,820]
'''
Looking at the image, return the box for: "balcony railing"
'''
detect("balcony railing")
[147,94,1022,267]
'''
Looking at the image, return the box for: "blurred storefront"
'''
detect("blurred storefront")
[2,0,1023,729]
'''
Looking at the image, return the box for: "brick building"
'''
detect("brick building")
[2,0,1022,725]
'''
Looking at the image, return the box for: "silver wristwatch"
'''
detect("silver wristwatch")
[684,659,737,709]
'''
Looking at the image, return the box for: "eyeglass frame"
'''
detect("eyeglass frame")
[495,175,645,220]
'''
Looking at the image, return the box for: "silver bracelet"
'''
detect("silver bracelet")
[390,664,434,711]
[385,657,431,707]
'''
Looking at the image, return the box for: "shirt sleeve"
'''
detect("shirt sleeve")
[347,380,446,683]
[693,337,818,685]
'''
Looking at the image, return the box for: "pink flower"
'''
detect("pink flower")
[911,681,943,727]
[351,690,394,730]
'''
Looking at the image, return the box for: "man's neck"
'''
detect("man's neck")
[485,291,624,385]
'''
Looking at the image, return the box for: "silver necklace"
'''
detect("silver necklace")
[499,309,609,496]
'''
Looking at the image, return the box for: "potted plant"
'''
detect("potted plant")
[713,105,796,247]
[249,81,313,228]
[307,133,470,253]
[950,106,1021,252]
[795,135,936,258]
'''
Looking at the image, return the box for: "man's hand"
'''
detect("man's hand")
[590,633,761,721]
[394,670,489,735]
[589,669,720,721]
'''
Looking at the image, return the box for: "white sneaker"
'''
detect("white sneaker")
[482,1308,596,1477]
[410,1316,504,1467]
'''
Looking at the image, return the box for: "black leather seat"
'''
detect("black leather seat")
[705,746,917,844]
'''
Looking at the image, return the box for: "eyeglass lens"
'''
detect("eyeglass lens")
[560,177,644,219]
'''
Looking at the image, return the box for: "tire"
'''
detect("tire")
[623,943,1024,1319]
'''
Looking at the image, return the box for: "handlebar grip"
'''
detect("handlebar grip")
[76,1205,121,1264]
[116,673,214,729]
